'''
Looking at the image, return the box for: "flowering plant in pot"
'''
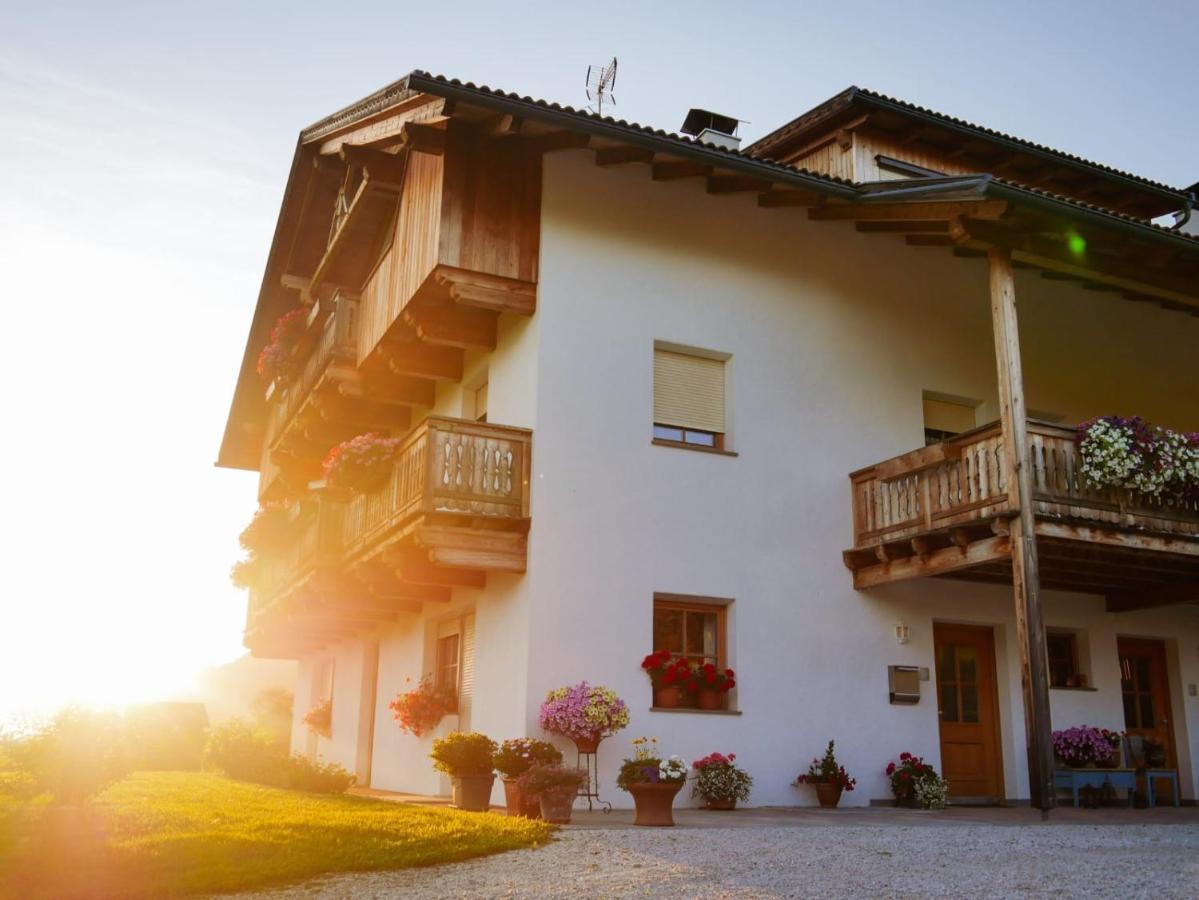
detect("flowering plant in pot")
[538,682,629,752]
[515,764,587,824]
[692,663,735,710]
[794,740,856,808]
[913,773,950,810]
[1098,728,1125,768]
[238,501,296,557]
[321,432,403,495]
[640,651,694,708]
[494,738,563,817]
[302,697,332,739]
[616,737,688,826]
[389,677,458,737]
[691,752,752,810]
[256,307,309,386]
[885,752,939,807]
[429,731,498,812]
[1051,725,1114,768]
[1077,416,1199,498]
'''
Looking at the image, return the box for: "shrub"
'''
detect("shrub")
[303,697,332,739]
[516,764,586,798]
[493,738,562,778]
[795,740,857,791]
[430,732,497,777]
[204,719,352,794]
[691,752,752,805]
[3,708,132,803]
[389,677,457,737]
[250,687,294,749]
[122,702,209,771]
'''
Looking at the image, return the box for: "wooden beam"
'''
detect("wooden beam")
[380,544,487,589]
[433,265,537,316]
[526,131,591,154]
[595,146,654,166]
[707,175,773,194]
[380,339,464,382]
[856,220,952,234]
[405,303,497,350]
[851,534,1011,588]
[988,246,1055,812]
[402,122,447,156]
[810,200,1008,222]
[1034,521,1199,557]
[339,145,408,183]
[1106,585,1199,613]
[651,161,712,181]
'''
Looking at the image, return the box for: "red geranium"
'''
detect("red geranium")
[322,432,402,494]
[389,677,457,737]
[256,307,309,385]
[641,651,694,689]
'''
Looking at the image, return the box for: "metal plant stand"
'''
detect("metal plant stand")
[575,745,612,812]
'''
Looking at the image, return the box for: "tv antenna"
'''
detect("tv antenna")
[586,58,617,116]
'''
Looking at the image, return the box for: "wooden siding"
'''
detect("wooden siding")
[852,129,978,183]
[358,150,444,361]
[438,125,541,283]
[786,139,854,181]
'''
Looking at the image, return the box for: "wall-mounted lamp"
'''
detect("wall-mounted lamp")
[894,622,911,645]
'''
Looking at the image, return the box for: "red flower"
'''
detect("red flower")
[705,671,716,684]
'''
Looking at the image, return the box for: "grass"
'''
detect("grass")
[0,771,553,899]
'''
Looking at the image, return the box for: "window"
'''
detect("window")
[435,633,461,696]
[473,382,488,423]
[1047,632,1081,688]
[653,345,728,451]
[652,596,727,669]
[922,395,977,446]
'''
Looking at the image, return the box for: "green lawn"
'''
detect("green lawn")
[0,772,552,899]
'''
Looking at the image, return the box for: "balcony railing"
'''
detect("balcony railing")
[850,420,1199,550]
[266,295,359,450]
[246,500,344,623]
[340,416,532,562]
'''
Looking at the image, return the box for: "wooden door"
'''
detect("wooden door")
[934,624,1004,800]
[1118,638,1175,766]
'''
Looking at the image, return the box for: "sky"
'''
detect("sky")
[0,0,1195,723]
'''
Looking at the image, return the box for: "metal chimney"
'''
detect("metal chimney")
[680,108,741,151]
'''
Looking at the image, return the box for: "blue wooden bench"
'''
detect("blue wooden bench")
[1125,736,1180,808]
[1054,767,1136,807]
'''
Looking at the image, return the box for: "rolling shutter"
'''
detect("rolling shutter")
[459,615,475,730]
[653,349,725,433]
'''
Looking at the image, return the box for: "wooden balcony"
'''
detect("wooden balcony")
[245,417,531,656]
[844,421,1199,610]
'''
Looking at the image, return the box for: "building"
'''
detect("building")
[217,73,1199,807]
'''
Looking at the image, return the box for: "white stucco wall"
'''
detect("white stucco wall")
[521,149,1199,807]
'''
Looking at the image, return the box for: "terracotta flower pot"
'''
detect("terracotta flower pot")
[705,798,737,810]
[539,789,576,824]
[628,780,684,826]
[501,777,541,818]
[814,783,844,808]
[654,685,684,708]
[696,688,724,711]
[573,734,602,754]
[451,773,495,812]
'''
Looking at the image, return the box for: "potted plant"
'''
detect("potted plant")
[640,651,692,708]
[429,731,498,812]
[691,752,752,810]
[388,677,458,737]
[238,501,296,557]
[493,738,563,818]
[539,682,629,753]
[516,764,587,824]
[256,307,309,386]
[694,664,735,710]
[885,752,939,807]
[302,697,332,739]
[794,740,856,808]
[1051,726,1114,768]
[616,737,688,826]
[1098,728,1125,768]
[912,773,950,810]
[321,432,403,495]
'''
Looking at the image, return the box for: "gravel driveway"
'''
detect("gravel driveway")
[239,822,1199,899]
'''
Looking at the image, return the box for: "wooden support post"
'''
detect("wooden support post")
[988,246,1055,812]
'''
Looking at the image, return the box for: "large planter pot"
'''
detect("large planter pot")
[573,734,602,754]
[539,789,576,824]
[814,783,844,808]
[704,798,737,810]
[696,689,724,711]
[654,685,685,708]
[1096,755,1119,769]
[628,781,684,826]
[501,777,542,818]
[451,773,495,812]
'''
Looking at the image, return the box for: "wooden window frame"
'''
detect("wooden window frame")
[1046,631,1081,688]
[435,632,462,699]
[651,594,735,712]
